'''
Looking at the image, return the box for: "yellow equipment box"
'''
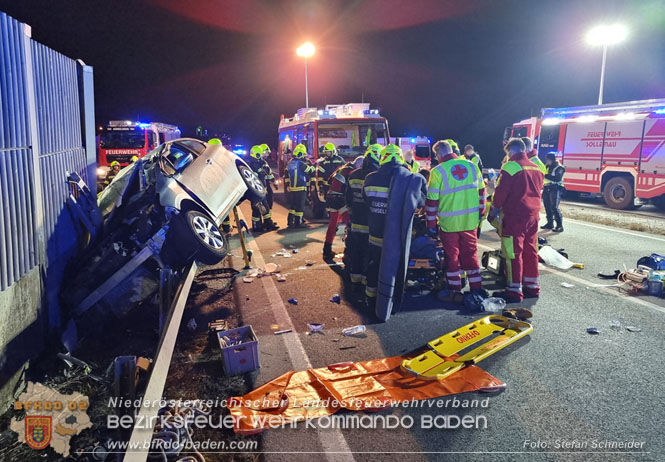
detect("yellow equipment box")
[401,315,532,380]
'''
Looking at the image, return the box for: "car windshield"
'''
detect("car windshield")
[317,122,389,159]
[100,130,146,149]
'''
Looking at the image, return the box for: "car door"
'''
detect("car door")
[173,141,233,218]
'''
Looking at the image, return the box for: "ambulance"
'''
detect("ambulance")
[506,99,665,210]
[278,103,391,216]
[393,136,432,169]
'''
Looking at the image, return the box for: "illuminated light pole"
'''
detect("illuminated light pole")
[586,24,628,105]
[296,42,315,108]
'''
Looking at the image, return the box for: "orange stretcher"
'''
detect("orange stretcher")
[401,315,533,380]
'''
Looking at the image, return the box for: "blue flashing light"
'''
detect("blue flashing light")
[410,138,415,143]
[138,123,151,129]
[654,108,665,115]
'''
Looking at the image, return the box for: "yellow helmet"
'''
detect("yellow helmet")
[322,142,336,156]
[365,144,382,163]
[379,144,404,165]
[293,144,307,158]
[130,156,139,162]
[250,145,264,159]
[260,143,271,154]
[110,161,120,167]
[445,139,459,153]
[208,138,222,145]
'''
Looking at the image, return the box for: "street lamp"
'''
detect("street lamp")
[296,41,315,108]
[586,24,628,105]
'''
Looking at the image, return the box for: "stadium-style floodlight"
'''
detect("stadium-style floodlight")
[586,24,628,105]
[296,42,315,108]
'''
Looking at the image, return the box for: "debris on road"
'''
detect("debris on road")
[587,327,600,335]
[339,346,356,350]
[307,323,324,333]
[598,270,621,279]
[288,298,298,305]
[626,326,642,332]
[330,294,341,304]
[277,274,287,282]
[538,245,579,270]
[292,249,299,254]
[342,325,366,336]
[306,260,315,266]
[274,329,292,335]
[217,325,259,375]
[264,262,278,273]
[243,277,254,283]
[186,317,197,331]
[481,297,506,313]
[561,282,575,288]
[610,318,622,330]
[208,319,230,333]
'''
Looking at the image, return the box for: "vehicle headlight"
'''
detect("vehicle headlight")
[96,167,105,176]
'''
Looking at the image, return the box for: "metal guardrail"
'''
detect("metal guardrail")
[124,261,198,462]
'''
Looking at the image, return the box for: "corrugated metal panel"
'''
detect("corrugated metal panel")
[0,13,37,291]
[1,11,90,292]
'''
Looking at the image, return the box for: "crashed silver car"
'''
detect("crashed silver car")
[98,138,265,264]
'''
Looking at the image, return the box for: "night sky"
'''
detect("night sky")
[2,0,664,166]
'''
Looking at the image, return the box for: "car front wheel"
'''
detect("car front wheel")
[186,210,229,264]
[238,164,266,202]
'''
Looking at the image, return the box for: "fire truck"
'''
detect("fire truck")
[98,120,181,167]
[506,99,665,210]
[393,136,432,169]
[278,103,391,216]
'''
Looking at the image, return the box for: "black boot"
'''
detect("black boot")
[540,223,554,230]
[287,214,294,228]
[263,218,280,231]
[323,242,335,259]
[251,222,263,233]
[553,224,564,232]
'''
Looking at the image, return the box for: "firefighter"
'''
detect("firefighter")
[245,145,278,232]
[104,161,121,186]
[522,137,547,174]
[426,140,487,303]
[490,138,544,303]
[463,144,484,172]
[345,144,382,291]
[541,152,566,232]
[362,144,405,306]
[130,155,139,163]
[403,148,420,173]
[445,139,461,155]
[323,161,354,258]
[259,143,278,212]
[317,142,345,195]
[285,144,314,228]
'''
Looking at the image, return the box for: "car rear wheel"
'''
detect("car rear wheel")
[238,164,266,202]
[163,209,228,266]
[603,176,633,210]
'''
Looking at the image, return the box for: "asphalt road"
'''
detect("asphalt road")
[226,192,665,462]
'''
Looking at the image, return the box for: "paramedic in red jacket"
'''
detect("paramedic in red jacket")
[490,138,544,303]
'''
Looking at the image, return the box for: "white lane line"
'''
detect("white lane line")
[562,216,665,242]
[477,242,665,316]
[237,211,356,462]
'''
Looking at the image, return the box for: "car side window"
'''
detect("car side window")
[178,139,206,156]
[161,145,194,175]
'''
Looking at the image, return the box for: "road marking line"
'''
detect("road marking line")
[237,210,355,462]
[477,242,665,316]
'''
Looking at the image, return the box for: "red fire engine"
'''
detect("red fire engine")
[98,120,181,167]
[506,99,665,210]
[278,103,391,216]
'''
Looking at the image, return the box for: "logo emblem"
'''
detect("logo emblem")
[451,164,469,181]
[25,416,52,450]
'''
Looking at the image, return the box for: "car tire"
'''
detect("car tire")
[184,210,229,265]
[163,210,228,267]
[238,164,266,202]
[603,176,633,210]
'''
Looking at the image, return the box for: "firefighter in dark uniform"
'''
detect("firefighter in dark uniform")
[104,161,121,187]
[259,143,277,211]
[345,144,381,291]
[285,144,315,228]
[246,145,279,232]
[317,142,345,196]
[362,144,405,307]
[541,152,566,232]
